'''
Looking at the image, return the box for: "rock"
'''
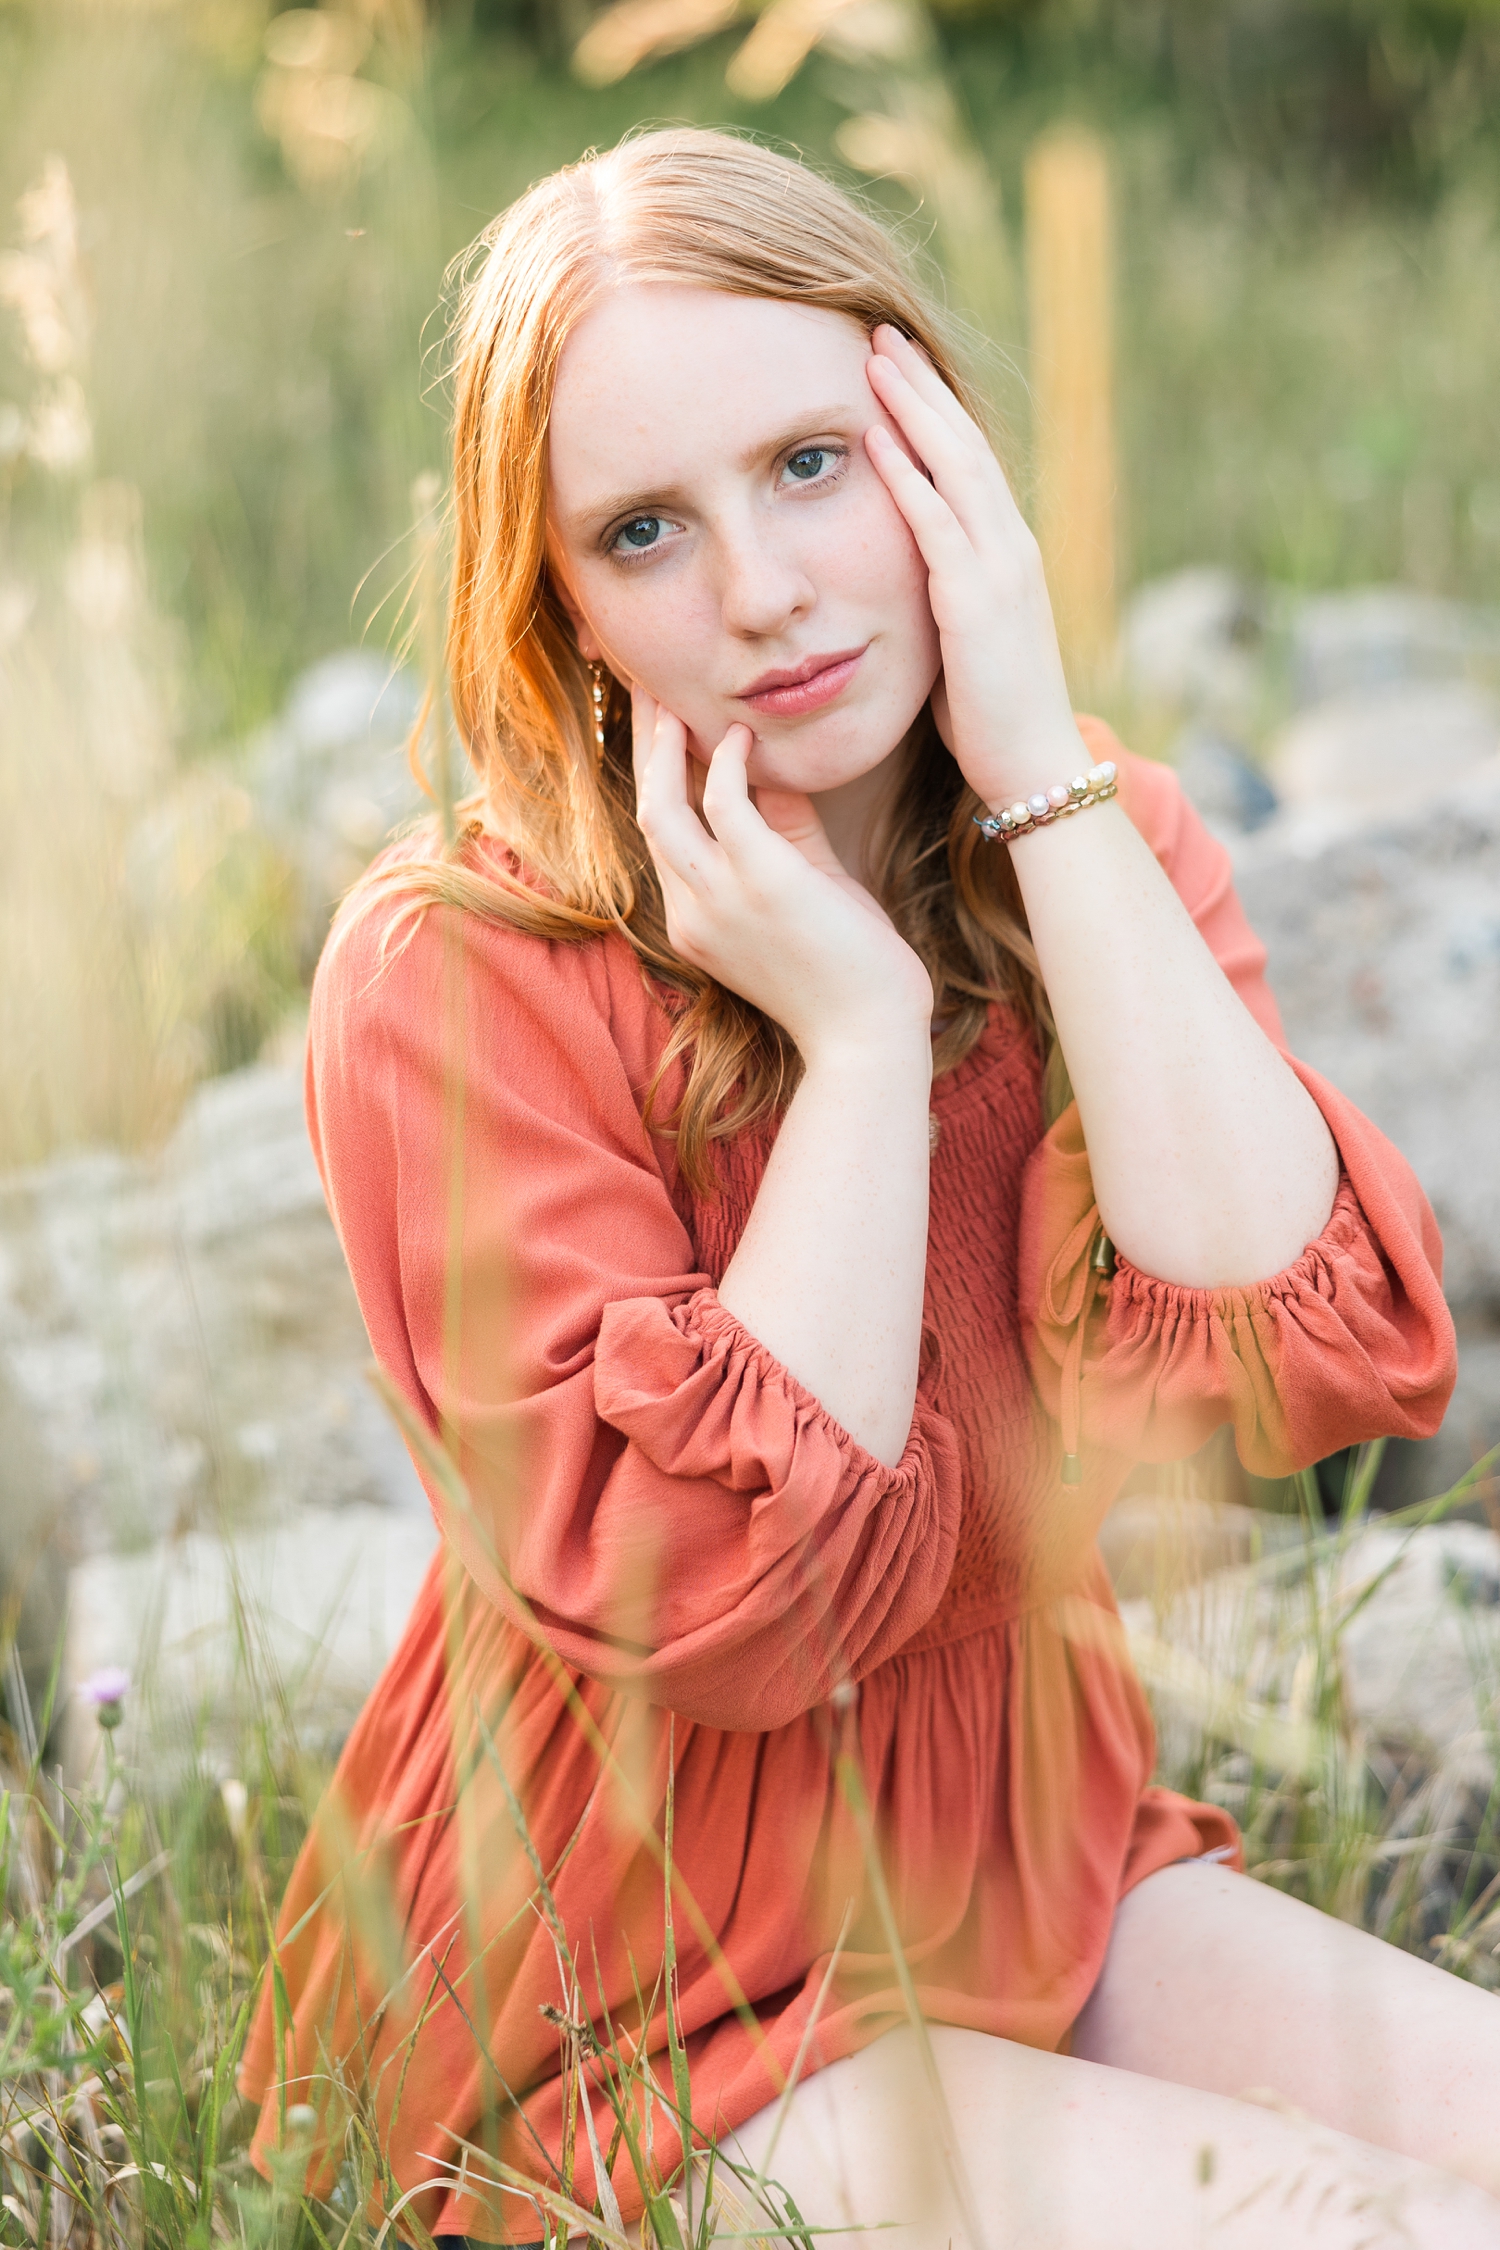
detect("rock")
[1122,567,1264,727]
[1338,1521,1500,1761]
[1118,1516,1500,1787]
[1288,585,1500,708]
[1269,679,1500,834]
[1172,727,1279,835]
[63,1504,438,1780]
[1232,768,1500,1320]
[0,1055,436,1777]
[0,1353,68,1746]
[244,649,427,966]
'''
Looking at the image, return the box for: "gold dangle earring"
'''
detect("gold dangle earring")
[589,661,608,765]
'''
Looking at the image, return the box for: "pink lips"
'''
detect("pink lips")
[737,646,867,717]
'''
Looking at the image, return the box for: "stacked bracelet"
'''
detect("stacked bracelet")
[973,759,1118,844]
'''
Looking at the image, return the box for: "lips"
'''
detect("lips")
[736,645,867,718]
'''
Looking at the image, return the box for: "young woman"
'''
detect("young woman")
[239,130,1500,2247]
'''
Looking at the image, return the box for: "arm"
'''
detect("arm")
[1016,761,1457,1474]
[631,691,935,1466]
[1010,790,1337,1288]
[309,885,961,1728]
[864,330,1338,1291]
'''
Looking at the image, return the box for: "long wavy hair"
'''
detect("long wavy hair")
[347,127,1054,1191]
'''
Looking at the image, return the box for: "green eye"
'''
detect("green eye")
[614,516,662,551]
[785,448,832,482]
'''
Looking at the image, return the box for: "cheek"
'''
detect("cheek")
[576,568,716,698]
[820,480,936,653]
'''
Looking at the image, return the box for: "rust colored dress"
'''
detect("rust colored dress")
[241,732,1456,2241]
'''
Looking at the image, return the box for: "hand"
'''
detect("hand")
[631,687,933,1062]
[863,324,1083,808]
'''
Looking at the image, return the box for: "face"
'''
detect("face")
[545,284,941,793]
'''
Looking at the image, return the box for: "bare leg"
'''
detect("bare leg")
[1073,1862,1500,2191]
[727,2023,1500,2250]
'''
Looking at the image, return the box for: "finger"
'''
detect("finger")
[635,697,727,891]
[867,353,1021,544]
[867,348,1000,490]
[872,323,982,446]
[928,671,954,752]
[754,786,851,882]
[696,725,763,852]
[630,683,659,804]
[864,421,978,578]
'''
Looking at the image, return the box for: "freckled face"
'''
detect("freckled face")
[545,285,942,791]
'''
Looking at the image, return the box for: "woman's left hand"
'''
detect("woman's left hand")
[863,323,1082,809]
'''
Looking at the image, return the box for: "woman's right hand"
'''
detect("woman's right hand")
[631,688,933,1063]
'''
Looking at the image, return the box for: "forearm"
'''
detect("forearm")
[1008,787,1339,1289]
[717,1029,933,1467]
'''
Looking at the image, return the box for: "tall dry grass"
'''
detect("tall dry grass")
[4,9,1500,2245]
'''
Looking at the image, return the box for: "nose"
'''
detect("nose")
[714,512,816,640]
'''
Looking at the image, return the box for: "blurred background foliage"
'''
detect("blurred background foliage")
[2,0,1500,1150]
[3,0,1500,736]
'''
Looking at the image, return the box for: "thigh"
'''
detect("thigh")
[1072,1861,1500,2191]
[724,2024,1500,2250]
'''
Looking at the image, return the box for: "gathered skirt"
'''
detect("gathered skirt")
[239,1541,1237,2242]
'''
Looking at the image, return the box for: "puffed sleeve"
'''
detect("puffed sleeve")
[307,866,962,1731]
[1020,728,1458,1477]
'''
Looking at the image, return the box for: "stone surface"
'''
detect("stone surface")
[1123,573,1500,1495]
[1118,1514,1500,1793]
[1172,726,1279,835]
[64,1504,439,1779]
[1288,585,1500,708]
[1232,768,1500,1322]
[1269,679,1500,833]
[0,1056,436,1770]
[0,646,446,1769]
[244,648,426,966]
[1121,567,1265,728]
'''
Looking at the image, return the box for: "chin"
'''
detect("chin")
[744,700,920,795]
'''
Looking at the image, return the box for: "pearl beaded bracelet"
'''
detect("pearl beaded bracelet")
[972,759,1118,844]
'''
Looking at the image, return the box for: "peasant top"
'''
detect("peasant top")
[239,727,1456,2243]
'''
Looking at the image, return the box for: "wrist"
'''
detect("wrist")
[974,751,1120,847]
[971,723,1093,814]
[800,1013,934,1084]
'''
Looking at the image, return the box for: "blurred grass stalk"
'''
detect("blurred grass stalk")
[575,0,1018,372]
[1024,127,1118,690]
[0,158,296,1170]
[6,1415,1500,2248]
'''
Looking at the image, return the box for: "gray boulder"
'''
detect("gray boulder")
[245,649,428,965]
[1121,567,1265,729]
[1118,1514,1500,1794]
[0,1056,436,1779]
[1269,680,1500,834]
[1232,769,1500,1322]
[1289,585,1500,708]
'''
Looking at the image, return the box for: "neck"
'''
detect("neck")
[809,740,906,889]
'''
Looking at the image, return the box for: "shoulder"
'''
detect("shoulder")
[309,833,673,1133]
[316,833,655,1046]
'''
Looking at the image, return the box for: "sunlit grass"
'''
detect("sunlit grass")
[4,8,1500,2242]
[5,1440,1500,2248]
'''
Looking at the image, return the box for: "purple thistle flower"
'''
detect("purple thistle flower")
[79,1666,131,1725]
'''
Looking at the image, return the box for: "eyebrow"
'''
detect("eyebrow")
[562,403,861,541]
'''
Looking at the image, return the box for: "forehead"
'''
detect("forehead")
[547,285,871,512]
